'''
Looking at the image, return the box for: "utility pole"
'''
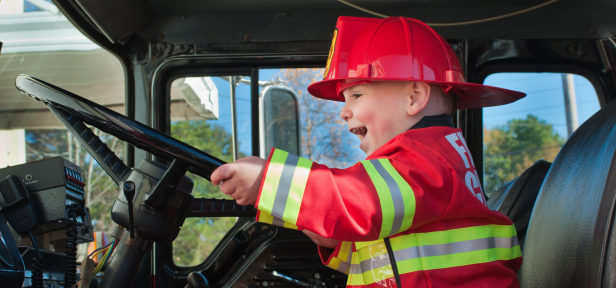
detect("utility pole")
[230,76,240,161]
[562,74,579,137]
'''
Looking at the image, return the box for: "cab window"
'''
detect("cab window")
[171,68,365,267]
[170,75,252,266]
[482,73,601,195]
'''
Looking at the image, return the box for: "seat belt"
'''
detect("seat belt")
[384,237,402,287]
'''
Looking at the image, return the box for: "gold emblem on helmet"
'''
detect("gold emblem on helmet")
[324,29,338,79]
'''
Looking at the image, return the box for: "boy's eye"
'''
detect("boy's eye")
[352,93,363,98]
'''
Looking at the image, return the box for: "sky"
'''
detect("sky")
[483,73,601,139]
[196,69,284,158]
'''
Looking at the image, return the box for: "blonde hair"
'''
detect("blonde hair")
[430,84,459,115]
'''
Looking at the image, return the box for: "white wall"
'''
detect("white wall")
[0,129,26,167]
[0,0,23,15]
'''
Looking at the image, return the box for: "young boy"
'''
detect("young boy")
[211,16,526,288]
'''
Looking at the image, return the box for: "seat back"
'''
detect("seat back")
[519,100,616,287]
[487,160,551,249]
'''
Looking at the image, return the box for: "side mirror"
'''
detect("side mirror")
[260,85,301,158]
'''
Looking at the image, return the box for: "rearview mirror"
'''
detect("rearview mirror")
[260,85,301,158]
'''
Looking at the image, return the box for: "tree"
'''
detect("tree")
[483,114,565,194]
[275,68,364,167]
[170,121,241,266]
[26,129,124,235]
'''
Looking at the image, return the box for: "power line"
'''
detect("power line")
[484,99,597,118]
[484,145,562,158]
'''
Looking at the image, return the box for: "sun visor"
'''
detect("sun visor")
[74,0,153,44]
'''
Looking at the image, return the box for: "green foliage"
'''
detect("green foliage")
[25,121,241,266]
[170,120,241,266]
[483,114,565,194]
[26,129,124,236]
[277,68,364,167]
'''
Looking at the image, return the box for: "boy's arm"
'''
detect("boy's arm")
[254,148,454,242]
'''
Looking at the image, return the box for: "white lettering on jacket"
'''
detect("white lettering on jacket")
[445,132,486,205]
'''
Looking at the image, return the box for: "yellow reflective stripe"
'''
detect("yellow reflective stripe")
[361,264,395,285]
[356,245,521,285]
[258,211,274,224]
[352,224,521,284]
[360,158,415,239]
[256,211,299,230]
[347,252,365,286]
[389,224,518,250]
[258,149,313,227]
[258,149,287,213]
[396,247,522,274]
[357,241,388,264]
[338,241,353,265]
[326,257,344,271]
[361,160,396,239]
[283,222,299,230]
[355,239,383,250]
[325,241,353,274]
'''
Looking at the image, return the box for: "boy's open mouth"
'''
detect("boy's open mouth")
[350,126,367,137]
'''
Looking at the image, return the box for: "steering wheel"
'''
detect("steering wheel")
[15,74,255,288]
[16,74,227,183]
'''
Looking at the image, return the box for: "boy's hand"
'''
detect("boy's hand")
[211,156,265,206]
[302,230,339,249]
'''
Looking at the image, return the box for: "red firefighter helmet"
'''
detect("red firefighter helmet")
[307,16,525,109]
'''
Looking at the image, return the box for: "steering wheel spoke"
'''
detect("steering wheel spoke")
[50,106,130,185]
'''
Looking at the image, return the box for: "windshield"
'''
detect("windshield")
[0,0,126,257]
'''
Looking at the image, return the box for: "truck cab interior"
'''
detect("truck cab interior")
[1,0,616,287]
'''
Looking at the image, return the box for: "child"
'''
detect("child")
[211,16,526,288]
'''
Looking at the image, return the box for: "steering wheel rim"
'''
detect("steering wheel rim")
[15,74,226,184]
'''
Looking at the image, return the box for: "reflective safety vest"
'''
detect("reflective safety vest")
[255,126,522,287]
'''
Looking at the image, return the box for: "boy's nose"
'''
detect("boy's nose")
[340,103,352,121]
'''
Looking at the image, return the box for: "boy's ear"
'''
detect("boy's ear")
[406,81,431,116]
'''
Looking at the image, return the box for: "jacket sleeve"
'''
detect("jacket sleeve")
[254,148,454,242]
[256,210,301,230]
[319,241,353,274]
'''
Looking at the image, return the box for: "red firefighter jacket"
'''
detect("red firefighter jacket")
[255,115,522,288]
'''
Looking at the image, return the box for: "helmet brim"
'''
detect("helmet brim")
[307,78,526,109]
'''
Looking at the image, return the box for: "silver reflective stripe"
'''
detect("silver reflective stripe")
[393,236,520,262]
[357,236,519,273]
[346,248,353,263]
[371,159,405,235]
[271,216,286,227]
[336,246,354,273]
[359,253,391,272]
[350,263,362,275]
[271,153,300,219]
[337,262,351,273]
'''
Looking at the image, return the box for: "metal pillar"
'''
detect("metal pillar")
[562,74,579,137]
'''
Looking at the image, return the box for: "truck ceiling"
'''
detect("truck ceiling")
[61,0,616,47]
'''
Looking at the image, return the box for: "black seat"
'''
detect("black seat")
[487,160,551,249]
[519,99,616,287]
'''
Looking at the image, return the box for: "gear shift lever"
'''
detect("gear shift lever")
[122,181,136,239]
